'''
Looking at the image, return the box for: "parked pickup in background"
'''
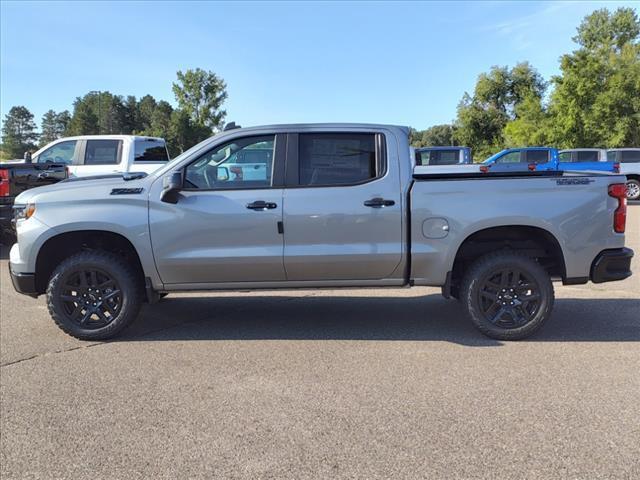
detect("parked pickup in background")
[415,146,472,165]
[8,124,633,342]
[25,135,170,178]
[607,149,640,201]
[0,162,68,244]
[483,147,618,173]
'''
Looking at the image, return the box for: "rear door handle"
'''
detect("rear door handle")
[364,197,395,208]
[246,200,277,210]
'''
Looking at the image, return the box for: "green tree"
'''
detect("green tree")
[1,106,39,158]
[137,95,158,132]
[503,94,552,147]
[548,7,640,148]
[169,109,210,154]
[454,62,547,159]
[40,109,71,145]
[67,98,99,135]
[172,68,227,130]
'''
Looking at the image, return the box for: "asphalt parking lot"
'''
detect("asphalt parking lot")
[1,206,638,479]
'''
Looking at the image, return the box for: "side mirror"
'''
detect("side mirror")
[217,166,229,182]
[24,151,32,163]
[160,171,183,204]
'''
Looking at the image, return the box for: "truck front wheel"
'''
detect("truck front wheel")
[460,252,554,340]
[46,250,142,340]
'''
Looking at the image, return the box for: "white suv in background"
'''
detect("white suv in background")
[607,149,640,201]
[30,135,170,177]
[560,148,640,200]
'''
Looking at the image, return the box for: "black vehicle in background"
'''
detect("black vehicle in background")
[0,160,68,244]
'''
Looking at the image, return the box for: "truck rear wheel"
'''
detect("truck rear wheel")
[460,251,554,340]
[46,250,142,340]
[626,179,640,201]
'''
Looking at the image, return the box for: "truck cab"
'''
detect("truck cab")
[606,149,640,200]
[31,135,170,177]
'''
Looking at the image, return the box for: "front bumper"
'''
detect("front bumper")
[591,248,634,283]
[9,269,38,297]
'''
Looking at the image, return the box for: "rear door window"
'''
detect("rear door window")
[576,151,599,162]
[134,139,169,162]
[84,140,122,165]
[525,150,549,164]
[620,150,640,163]
[298,133,378,186]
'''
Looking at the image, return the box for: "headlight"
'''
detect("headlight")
[13,203,36,222]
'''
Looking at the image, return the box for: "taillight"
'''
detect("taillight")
[528,163,537,171]
[0,169,9,197]
[64,166,70,178]
[608,183,627,233]
[480,165,489,173]
[613,162,620,173]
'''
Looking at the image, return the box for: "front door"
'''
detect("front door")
[149,134,286,285]
[282,132,403,281]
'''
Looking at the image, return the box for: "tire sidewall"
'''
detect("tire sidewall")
[463,254,554,340]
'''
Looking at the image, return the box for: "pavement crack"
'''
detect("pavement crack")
[1,341,104,368]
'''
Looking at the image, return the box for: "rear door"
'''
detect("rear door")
[282,131,403,281]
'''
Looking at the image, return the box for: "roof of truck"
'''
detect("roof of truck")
[221,123,410,133]
[48,135,165,142]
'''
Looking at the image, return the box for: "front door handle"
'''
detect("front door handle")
[246,200,277,210]
[364,197,395,208]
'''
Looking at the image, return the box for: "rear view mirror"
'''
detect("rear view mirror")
[160,171,183,204]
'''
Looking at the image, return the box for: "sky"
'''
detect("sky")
[1,0,638,131]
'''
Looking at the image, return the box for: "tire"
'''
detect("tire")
[46,250,142,340]
[626,179,640,201]
[460,251,554,340]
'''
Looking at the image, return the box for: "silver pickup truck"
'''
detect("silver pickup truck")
[9,124,633,341]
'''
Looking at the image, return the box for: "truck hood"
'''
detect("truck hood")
[14,173,151,204]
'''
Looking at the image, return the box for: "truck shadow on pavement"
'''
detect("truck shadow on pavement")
[121,294,640,346]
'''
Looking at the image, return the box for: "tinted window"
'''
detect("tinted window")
[134,139,169,162]
[497,152,521,163]
[417,150,458,166]
[526,150,549,164]
[38,140,76,165]
[576,151,599,162]
[607,151,617,162]
[620,150,640,163]
[185,135,274,189]
[84,140,121,165]
[299,133,377,186]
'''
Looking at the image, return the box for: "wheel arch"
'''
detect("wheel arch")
[34,230,147,295]
[449,225,566,294]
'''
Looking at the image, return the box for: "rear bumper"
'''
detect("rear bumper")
[590,248,634,283]
[9,269,38,297]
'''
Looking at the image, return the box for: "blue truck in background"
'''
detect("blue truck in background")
[482,147,619,173]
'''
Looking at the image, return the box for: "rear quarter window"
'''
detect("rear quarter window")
[134,139,169,162]
[576,151,600,162]
[620,150,640,163]
[525,150,549,164]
